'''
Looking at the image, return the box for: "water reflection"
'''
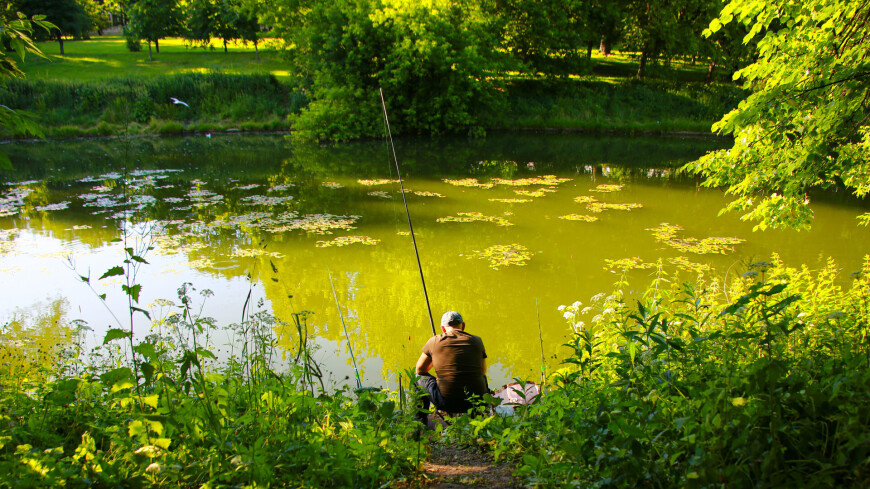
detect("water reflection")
[1,134,868,388]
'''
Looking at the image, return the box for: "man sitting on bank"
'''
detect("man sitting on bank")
[415,311,488,424]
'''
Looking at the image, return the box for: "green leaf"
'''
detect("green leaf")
[131,306,151,320]
[123,284,142,302]
[99,266,125,280]
[103,328,131,345]
[0,151,11,170]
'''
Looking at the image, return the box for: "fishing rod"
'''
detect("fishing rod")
[327,268,362,389]
[379,87,438,337]
[535,298,546,390]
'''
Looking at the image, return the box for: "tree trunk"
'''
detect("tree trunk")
[148,41,153,62]
[705,62,716,83]
[586,43,593,60]
[254,40,259,62]
[155,39,160,53]
[58,36,65,56]
[637,50,648,79]
[224,39,228,53]
[599,37,610,56]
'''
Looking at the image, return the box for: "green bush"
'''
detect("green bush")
[0,283,422,488]
[474,255,870,488]
[281,0,509,141]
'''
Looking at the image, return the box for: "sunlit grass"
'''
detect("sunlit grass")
[21,36,293,82]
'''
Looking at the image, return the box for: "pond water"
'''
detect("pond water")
[1,134,868,389]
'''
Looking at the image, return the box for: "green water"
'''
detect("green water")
[1,134,868,388]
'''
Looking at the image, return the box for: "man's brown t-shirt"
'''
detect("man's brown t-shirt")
[422,330,488,404]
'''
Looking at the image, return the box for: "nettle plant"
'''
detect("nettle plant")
[0,223,422,488]
[492,256,870,488]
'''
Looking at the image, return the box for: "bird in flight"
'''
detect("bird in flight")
[170,97,189,107]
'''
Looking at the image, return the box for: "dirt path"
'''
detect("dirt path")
[418,443,525,488]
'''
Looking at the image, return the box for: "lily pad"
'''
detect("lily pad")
[559,214,598,222]
[437,212,513,227]
[442,178,494,189]
[468,243,532,269]
[316,235,380,247]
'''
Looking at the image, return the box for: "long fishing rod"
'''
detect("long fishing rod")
[327,268,363,389]
[379,87,438,337]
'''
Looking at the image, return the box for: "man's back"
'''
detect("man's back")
[422,330,488,410]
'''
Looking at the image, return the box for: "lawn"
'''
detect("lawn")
[21,36,296,82]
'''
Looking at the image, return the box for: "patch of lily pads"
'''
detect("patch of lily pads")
[442,178,495,189]
[590,184,624,193]
[489,198,533,204]
[315,235,381,248]
[604,257,656,271]
[358,179,399,186]
[559,214,599,222]
[467,243,532,269]
[647,222,744,254]
[437,212,513,227]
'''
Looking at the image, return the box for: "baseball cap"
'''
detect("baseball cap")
[441,311,463,326]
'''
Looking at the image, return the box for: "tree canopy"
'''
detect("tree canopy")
[267,0,509,141]
[686,0,870,230]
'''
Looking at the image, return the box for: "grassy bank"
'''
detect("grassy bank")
[4,255,868,488]
[0,36,745,139]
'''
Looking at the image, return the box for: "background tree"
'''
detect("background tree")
[0,7,53,168]
[687,0,870,229]
[12,0,89,55]
[213,0,240,52]
[127,0,182,60]
[185,0,217,46]
[621,0,720,78]
[236,0,264,60]
[269,0,509,141]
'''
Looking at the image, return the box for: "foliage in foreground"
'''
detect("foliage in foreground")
[0,285,421,488]
[687,0,870,230]
[445,255,870,488]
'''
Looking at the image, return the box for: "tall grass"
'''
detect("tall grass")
[495,78,746,133]
[0,73,307,137]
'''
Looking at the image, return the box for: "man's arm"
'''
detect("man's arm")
[482,358,487,375]
[415,353,433,375]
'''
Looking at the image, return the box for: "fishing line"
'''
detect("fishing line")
[327,267,363,389]
[379,88,437,337]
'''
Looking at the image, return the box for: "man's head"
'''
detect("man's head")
[440,311,465,332]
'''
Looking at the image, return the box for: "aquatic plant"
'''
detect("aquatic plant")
[558,214,599,222]
[604,256,656,270]
[647,222,744,254]
[239,194,296,206]
[442,178,495,189]
[514,187,558,198]
[437,211,514,226]
[264,213,361,234]
[467,243,532,269]
[368,191,392,199]
[358,179,399,186]
[315,235,381,247]
[491,175,572,186]
[232,248,284,258]
[409,190,445,198]
[590,184,625,193]
[321,181,344,189]
[668,256,711,274]
[489,198,533,203]
[573,195,597,204]
[586,201,643,213]
[233,183,262,190]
